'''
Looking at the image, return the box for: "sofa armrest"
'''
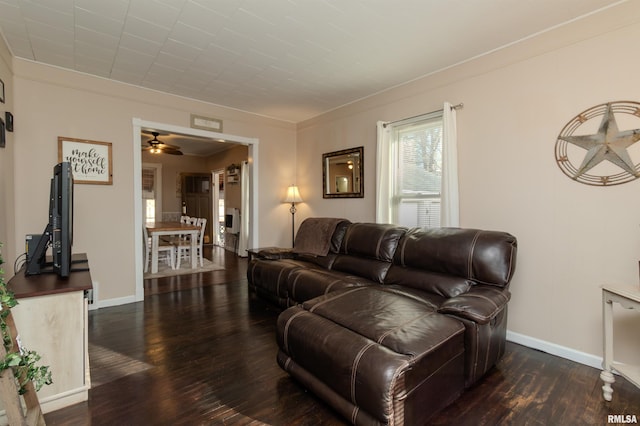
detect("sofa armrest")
[438,285,511,325]
[251,247,295,260]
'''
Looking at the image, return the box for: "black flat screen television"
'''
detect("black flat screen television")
[25,162,74,277]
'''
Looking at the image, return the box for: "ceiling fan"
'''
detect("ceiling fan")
[142,130,183,155]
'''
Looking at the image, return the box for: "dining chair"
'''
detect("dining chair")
[143,226,176,272]
[174,217,207,269]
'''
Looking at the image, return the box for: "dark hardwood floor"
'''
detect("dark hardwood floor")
[43,246,639,425]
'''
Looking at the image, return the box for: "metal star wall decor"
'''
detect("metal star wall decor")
[555,101,640,186]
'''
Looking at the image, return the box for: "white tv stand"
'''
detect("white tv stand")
[5,253,93,414]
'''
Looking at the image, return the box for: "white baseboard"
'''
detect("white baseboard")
[0,386,89,423]
[95,295,137,309]
[507,330,602,370]
[39,386,89,413]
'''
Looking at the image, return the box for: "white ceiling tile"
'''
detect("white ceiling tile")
[189,0,242,19]
[203,78,235,95]
[119,32,162,56]
[0,18,28,38]
[75,56,112,78]
[0,0,628,122]
[110,68,145,85]
[155,0,187,9]
[173,71,210,91]
[123,15,171,45]
[19,1,73,27]
[128,0,181,28]
[177,1,228,35]
[0,2,22,21]
[31,46,74,69]
[112,46,155,74]
[168,21,214,50]
[145,62,182,83]
[29,32,73,58]
[4,38,33,58]
[154,51,189,72]
[236,0,292,25]
[24,18,73,46]
[74,0,128,21]
[23,0,74,12]
[74,41,117,69]
[216,62,262,85]
[75,27,120,51]
[160,38,202,62]
[200,42,239,64]
[75,7,126,36]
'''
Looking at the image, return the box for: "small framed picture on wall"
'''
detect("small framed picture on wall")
[0,118,5,148]
[0,78,4,103]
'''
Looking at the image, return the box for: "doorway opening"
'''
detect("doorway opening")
[133,118,260,302]
[142,163,162,223]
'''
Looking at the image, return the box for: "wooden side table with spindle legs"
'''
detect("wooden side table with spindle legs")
[600,284,640,401]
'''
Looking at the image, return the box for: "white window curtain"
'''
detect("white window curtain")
[375,121,392,224]
[441,102,459,227]
[238,160,250,256]
[376,102,459,227]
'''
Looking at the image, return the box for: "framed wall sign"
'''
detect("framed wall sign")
[58,137,113,185]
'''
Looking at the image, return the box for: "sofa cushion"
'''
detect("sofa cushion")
[330,254,393,284]
[253,247,295,260]
[330,223,406,283]
[339,223,406,261]
[247,258,319,307]
[438,285,511,324]
[279,286,465,424]
[392,227,517,289]
[294,253,338,270]
[385,268,473,298]
[287,268,376,304]
[293,217,351,256]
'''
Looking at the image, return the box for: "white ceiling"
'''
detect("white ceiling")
[0,0,626,125]
[0,0,627,156]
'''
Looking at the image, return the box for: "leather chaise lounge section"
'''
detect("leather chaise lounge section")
[247,218,517,425]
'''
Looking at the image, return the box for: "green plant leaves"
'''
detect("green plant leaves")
[0,243,52,395]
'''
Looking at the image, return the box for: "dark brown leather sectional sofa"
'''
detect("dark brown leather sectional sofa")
[247,218,517,425]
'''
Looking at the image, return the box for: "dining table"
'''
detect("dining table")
[145,221,200,274]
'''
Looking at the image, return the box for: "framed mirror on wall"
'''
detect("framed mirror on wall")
[322,146,364,198]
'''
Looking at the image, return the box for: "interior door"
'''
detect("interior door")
[181,173,212,244]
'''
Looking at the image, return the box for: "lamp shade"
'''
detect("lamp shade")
[284,185,303,203]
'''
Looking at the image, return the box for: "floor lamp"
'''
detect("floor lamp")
[284,185,303,247]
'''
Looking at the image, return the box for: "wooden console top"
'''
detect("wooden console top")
[7,253,92,299]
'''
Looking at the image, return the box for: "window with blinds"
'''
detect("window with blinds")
[391,112,443,228]
[142,167,157,222]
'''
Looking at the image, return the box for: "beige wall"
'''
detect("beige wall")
[10,59,296,302]
[0,35,16,261]
[5,1,640,365]
[296,2,640,362]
